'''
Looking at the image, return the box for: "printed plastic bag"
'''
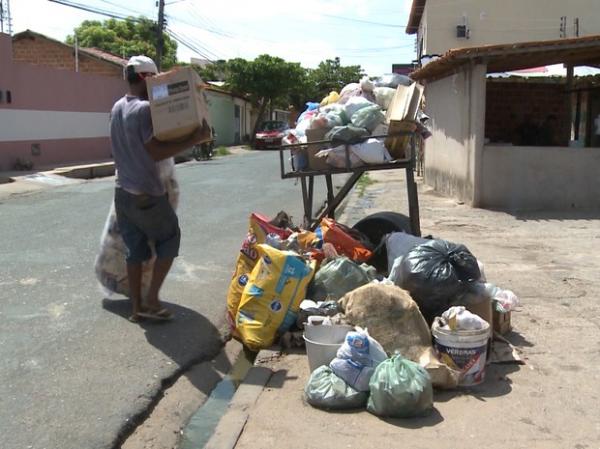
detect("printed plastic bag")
[304,366,368,410]
[314,218,373,263]
[226,214,292,331]
[94,158,178,300]
[351,105,386,132]
[367,355,433,418]
[236,244,315,351]
[396,239,481,324]
[330,328,388,391]
[309,257,374,301]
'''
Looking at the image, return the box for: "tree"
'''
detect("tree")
[308,57,364,99]
[202,55,305,137]
[66,17,178,69]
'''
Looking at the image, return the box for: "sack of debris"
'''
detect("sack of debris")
[308,257,375,301]
[391,239,481,324]
[236,244,315,351]
[338,283,461,389]
[225,213,293,333]
[304,365,369,410]
[329,328,388,391]
[367,355,434,418]
[339,284,432,360]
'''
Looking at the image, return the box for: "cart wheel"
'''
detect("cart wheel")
[352,211,413,274]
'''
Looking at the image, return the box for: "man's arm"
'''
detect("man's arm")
[145,120,211,161]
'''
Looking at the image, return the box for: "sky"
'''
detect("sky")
[8,0,417,75]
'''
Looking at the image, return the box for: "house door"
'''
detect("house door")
[234,105,241,144]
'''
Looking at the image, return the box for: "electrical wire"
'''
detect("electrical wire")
[48,0,142,21]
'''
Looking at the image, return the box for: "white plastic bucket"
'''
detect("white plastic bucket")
[303,324,352,373]
[431,321,490,386]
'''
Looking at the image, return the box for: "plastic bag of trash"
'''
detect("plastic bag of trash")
[304,365,369,410]
[330,328,387,392]
[351,105,386,132]
[372,73,412,88]
[325,125,370,145]
[374,87,397,110]
[314,217,373,263]
[320,91,340,106]
[385,232,428,271]
[367,355,433,418]
[317,145,365,169]
[350,139,392,165]
[343,96,375,119]
[94,158,179,300]
[308,257,374,301]
[441,306,488,330]
[395,239,481,324]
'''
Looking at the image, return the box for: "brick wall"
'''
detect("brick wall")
[12,36,122,78]
[485,81,570,146]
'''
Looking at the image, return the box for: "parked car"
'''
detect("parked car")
[254,120,289,150]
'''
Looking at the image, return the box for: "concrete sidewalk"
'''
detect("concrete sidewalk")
[210,170,600,449]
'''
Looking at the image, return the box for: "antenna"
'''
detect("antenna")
[1,0,13,35]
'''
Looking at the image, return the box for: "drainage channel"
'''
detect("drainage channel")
[179,348,257,448]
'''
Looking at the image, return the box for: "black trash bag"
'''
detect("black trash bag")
[397,239,480,324]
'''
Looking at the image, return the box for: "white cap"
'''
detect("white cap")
[127,55,158,74]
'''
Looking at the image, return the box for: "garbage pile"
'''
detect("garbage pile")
[283,73,430,171]
[226,212,521,418]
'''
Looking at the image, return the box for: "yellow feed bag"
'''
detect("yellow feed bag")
[226,213,291,332]
[236,244,316,351]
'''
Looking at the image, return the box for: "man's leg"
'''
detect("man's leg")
[127,262,144,319]
[146,257,174,311]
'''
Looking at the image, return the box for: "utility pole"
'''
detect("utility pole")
[1,0,13,35]
[156,0,165,71]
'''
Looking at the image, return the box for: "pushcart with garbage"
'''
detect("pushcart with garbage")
[224,74,522,419]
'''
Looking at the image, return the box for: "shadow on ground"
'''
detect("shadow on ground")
[102,298,230,395]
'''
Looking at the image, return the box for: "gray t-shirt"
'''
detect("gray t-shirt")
[110,95,165,196]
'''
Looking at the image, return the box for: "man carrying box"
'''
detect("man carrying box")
[110,55,210,322]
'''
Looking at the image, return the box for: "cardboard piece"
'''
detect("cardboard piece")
[384,83,423,159]
[147,67,212,142]
[494,309,512,335]
[305,128,330,171]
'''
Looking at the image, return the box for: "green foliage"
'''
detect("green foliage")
[66,17,178,69]
[356,172,376,197]
[215,146,231,156]
[308,57,365,100]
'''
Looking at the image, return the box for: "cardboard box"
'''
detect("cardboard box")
[147,67,211,142]
[305,128,330,171]
[385,119,418,160]
[465,298,493,328]
[493,309,512,335]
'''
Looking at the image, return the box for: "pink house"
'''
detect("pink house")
[0,31,127,171]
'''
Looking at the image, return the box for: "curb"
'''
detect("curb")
[204,348,280,449]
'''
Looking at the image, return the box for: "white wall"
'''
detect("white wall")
[481,145,600,211]
[422,0,600,55]
[423,64,487,205]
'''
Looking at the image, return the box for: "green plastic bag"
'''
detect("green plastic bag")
[304,366,368,410]
[351,105,386,132]
[308,257,374,301]
[367,355,433,418]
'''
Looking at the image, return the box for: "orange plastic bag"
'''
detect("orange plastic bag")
[314,218,372,263]
[226,213,291,332]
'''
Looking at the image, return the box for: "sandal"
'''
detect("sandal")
[128,313,143,323]
[138,307,173,321]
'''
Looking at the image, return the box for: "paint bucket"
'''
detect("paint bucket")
[431,320,490,386]
[303,324,353,373]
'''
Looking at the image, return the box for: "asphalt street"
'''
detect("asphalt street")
[0,150,339,449]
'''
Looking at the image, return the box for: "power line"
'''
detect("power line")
[47,0,142,22]
[321,13,405,28]
[166,27,219,61]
